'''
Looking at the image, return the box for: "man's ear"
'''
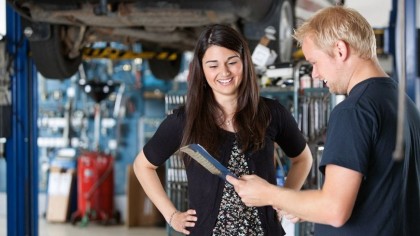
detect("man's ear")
[335,40,348,61]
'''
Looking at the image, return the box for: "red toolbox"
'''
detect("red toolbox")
[71,150,119,225]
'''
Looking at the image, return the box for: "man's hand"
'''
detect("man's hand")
[275,207,303,223]
[226,174,273,207]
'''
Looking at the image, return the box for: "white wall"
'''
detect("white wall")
[0,0,5,39]
[346,0,392,28]
[0,193,5,216]
[418,0,420,28]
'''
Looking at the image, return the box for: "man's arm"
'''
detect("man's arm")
[227,164,362,227]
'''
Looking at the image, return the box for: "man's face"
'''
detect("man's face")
[302,36,348,95]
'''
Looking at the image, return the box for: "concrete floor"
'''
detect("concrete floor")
[0,191,169,236]
[0,216,167,236]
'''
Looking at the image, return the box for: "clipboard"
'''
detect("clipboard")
[179,144,237,180]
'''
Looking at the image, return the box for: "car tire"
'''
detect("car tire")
[29,24,82,79]
[142,46,182,81]
[274,0,295,63]
[242,0,295,64]
[148,54,182,80]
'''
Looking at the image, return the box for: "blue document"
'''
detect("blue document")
[180,144,237,180]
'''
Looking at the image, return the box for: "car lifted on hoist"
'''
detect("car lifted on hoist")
[6,0,343,80]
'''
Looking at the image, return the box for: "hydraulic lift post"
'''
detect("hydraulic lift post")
[5,4,38,236]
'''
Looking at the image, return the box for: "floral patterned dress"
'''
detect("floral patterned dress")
[212,141,264,236]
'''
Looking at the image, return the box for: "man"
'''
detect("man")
[227,6,420,236]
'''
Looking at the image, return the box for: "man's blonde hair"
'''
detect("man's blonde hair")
[293,6,376,59]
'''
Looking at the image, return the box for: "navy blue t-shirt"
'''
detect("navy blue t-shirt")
[316,78,420,236]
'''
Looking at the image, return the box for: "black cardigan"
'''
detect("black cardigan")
[143,97,307,236]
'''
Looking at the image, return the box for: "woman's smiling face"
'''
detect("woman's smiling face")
[202,45,243,98]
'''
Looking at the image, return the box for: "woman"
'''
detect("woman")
[133,24,312,235]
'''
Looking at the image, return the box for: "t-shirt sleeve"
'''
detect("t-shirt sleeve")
[143,111,185,166]
[319,107,372,176]
[270,100,307,158]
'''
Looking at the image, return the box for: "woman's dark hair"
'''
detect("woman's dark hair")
[181,24,271,157]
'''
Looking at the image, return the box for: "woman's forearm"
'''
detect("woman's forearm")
[133,151,177,222]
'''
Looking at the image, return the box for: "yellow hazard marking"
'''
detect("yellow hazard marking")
[82,48,178,60]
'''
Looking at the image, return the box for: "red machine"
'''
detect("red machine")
[71,150,119,225]
[71,80,121,225]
